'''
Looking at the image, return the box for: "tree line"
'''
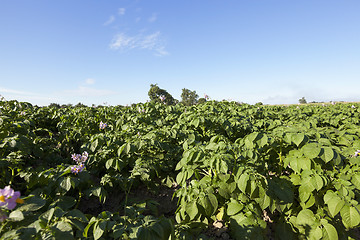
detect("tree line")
[148,84,207,106]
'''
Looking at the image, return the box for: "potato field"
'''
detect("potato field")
[1,100,360,239]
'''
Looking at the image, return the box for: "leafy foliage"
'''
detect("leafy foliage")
[299,97,307,104]
[1,99,360,239]
[181,88,199,106]
[148,84,177,105]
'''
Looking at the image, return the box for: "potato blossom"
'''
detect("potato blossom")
[0,186,24,210]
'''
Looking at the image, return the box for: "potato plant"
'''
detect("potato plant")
[1,100,360,239]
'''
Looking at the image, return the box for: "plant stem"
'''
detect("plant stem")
[124,179,133,217]
[75,191,82,209]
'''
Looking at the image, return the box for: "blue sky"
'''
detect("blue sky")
[0,0,359,106]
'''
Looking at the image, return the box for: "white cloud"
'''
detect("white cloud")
[63,86,117,97]
[110,33,136,50]
[118,8,126,15]
[148,13,157,23]
[0,87,36,95]
[85,78,95,85]
[154,46,169,57]
[0,87,64,106]
[104,15,115,26]
[109,31,169,56]
[140,32,160,49]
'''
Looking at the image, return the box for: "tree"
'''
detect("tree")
[299,97,307,104]
[197,98,206,104]
[75,102,87,108]
[148,84,177,105]
[48,103,61,108]
[181,88,199,106]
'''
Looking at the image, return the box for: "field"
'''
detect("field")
[1,100,360,239]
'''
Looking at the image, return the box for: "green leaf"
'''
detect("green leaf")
[66,209,88,222]
[326,197,345,218]
[56,221,73,232]
[93,221,106,240]
[105,159,114,169]
[323,147,335,163]
[322,223,338,240]
[218,182,231,199]
[199,195,212,216]
[90,139,98,152]
[60,177,72,192]
[351,174,360,189]
[292,133,305,147]
[301,194,315,209]
[54,221,74,239]
[296,209,316,226]
[208,193,218,215]
[50,196,76,210]
[137,227,152,240]
[297,157,311,171]
[311,174,324,191]
[9,210,24,221]
[340,205,360,229]
[309,226,323,240]
[298,185,311,203]
[176,171,187,186]
[258,134,268,147]
[16,196,46,212]
[302,143,321,159]
[257,189,270,210]
[300,177,315,193]
[117,144,126,157]
[227,200,244,216]
[83,218,97,237]
[324,190,336,204]
[192,118,200,128]
[237,173,249,194]
[267,178,294,204]
[185,201,198,220]
[125,143,131,154]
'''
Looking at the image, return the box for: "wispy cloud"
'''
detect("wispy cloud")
[118,8,126,15]
[110,31,169,56]
[85,78,95,85]
[63,86,116,97]
[104,15,115,26]
[0,87,64,105]
[0,87,36,96]
[148,13,157,23]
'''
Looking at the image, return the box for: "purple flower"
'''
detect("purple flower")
[138,107,145,113]
[159,95,166,102]
[71,164,85,175]
[99,121,107,130]
[72,152,88,164]
[80,151,88,163]
[71,153,80,162]
[204,94,209,100]
[71,152,88,174]
[0,186,23,210]
[355,150,360,157]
